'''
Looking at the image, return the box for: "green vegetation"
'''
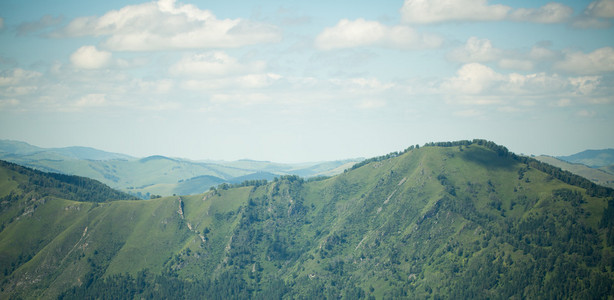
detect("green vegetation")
[0,140,360,197]
[1,140,613,299]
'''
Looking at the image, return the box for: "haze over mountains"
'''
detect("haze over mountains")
[0,140,360,198]
[1,140,613,298]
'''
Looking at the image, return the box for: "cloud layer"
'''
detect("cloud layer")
[55,0,281,51]
[401,0,572,24]
[315,19,442,50]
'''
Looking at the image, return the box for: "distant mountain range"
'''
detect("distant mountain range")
[557,149,614,168]
[0,140,360,197]
[532,149,614,189]
[1,140,612,298]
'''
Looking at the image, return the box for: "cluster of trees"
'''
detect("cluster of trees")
[0,160,136,202]
[350,144,419,171]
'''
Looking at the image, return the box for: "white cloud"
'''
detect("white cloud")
[56,0,281,51]
[182,73,281,90]
[315,19,442,50]
[447,37,501,63]
[70,46,112,69]
[585,0,614,18]
[572,0,614,28]
[401,0,572,24]
[569,76,601,95]
[442,63,597,100]
[401,0,511,23]
[554,47,614,74]
[0,68,42,86]
[169,52,266,77]
[0,68,40,98]
[509,3,573,23]
[447,38,554,71]
[443,63,504,94]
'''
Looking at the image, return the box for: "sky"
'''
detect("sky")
[0,0,613,162]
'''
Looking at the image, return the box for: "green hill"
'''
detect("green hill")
[1,140,614,299]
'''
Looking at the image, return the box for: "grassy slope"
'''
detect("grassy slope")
[1,144,613,298]
[6,155,359,198]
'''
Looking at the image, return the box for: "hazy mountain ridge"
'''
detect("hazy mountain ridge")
[0,140,360,198]
[558,149,614,168]
[536,155,614,189]
[1,140,613,299]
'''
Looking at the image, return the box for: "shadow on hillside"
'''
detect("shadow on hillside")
[460,147,515,170]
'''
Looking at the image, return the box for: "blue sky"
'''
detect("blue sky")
[1,0,613,162]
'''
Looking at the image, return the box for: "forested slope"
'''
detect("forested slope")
[1,141,613,299]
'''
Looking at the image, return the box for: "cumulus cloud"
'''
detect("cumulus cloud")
[55,0,281,51]
[401,0,572,24]
[508,3,573,23]
[569,76,601,95]
[315,19,442,50]
[447,37,501,63]
[554,47,614,74]
[169,52,266,77]
[443,63,504,94]
[585,0,614,18]
[572,0,614,28]
[448,38,569,71]
[70,46,112,69]
[442,63,597,100]
[572,0,614,29]
[401,0,510,23]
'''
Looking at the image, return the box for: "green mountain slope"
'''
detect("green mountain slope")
[536,155,614,188]
[1,141,614,299]
[0,140,360,197]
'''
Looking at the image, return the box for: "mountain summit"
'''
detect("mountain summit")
[1,140,613,299]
